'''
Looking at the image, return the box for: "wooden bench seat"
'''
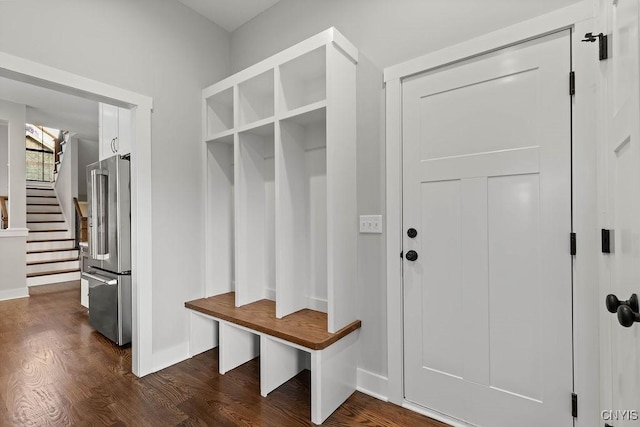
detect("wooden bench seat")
[185,292,361,424]
[185,292,361,350]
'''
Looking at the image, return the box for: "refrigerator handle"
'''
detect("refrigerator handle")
[90,170,97,259]
[90,169,109,261]
[82,272,118,286]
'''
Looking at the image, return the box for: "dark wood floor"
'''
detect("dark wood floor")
[0,282,447,426]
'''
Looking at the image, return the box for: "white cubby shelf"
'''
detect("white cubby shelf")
[192,28,359,425]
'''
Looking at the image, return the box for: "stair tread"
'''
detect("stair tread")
[27,238,75,243]
[29,229,68,232]
[27,268,80,278]
[27,212,63,214]
[27,248,79,254]
[27,257,79,266]
[27,220,65,223]
[27,195,57,198]
[27,203,59,206]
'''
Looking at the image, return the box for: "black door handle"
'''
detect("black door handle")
[606,294,640,328]
[405,250,418,261]
[606,293,639,313]
[617,305,640,327]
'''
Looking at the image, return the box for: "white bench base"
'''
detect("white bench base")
[188,310,359,424]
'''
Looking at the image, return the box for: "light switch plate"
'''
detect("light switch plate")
[360,215,383,234]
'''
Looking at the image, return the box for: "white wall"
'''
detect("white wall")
[0,124,7,197]
[230,0,583,71]
[230,0,583,393]
[77,139,98,200]
[0,100,26,229]
[0,99,27,299]
[0,235,27,300]
[0,0,230,364]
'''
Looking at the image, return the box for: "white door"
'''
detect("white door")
[601,0,640,425]
[402,31,573,426]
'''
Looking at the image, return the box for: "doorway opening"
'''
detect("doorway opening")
[0,51,153,376]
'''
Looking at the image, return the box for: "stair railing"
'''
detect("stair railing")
[0,196,7,229]
[73,197,87,248]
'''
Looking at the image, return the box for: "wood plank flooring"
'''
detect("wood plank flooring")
[0,282,447,426]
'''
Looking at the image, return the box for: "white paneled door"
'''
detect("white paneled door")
[402,32,573,426]
[602,0,640,425]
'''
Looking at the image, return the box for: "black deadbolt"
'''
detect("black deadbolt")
[405,250,418,261]
[407,228,418,238]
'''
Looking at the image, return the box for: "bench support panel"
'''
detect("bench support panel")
[260,336,309,397]
[311,330,359,424]
[219,322,260,375]
[189,311,218,357]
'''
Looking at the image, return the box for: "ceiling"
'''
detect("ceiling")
[177,0,281,32]
[0,76,98,142]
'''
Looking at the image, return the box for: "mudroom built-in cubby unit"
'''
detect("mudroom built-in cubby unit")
[190,28,360,425]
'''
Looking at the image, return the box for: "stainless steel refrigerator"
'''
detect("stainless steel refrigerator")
[82,155,132,346]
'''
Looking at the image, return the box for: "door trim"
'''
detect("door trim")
[0,51,155,377]
[384,3,600,425]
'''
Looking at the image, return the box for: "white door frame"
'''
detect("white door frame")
[0,52,155,377]
[384,2,600,425]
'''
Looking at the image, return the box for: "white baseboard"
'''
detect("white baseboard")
[264,289,327,312]
[402,402,474,427]
[306,296,327,313]
[0,287,29,301]
[356,368,389,401]
[266,288,276,300]
[152,342,190,373]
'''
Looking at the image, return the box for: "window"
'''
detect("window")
[25,124,64,182]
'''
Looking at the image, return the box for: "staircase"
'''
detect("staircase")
[26,182,80,286]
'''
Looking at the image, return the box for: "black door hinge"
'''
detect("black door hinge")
[582,32,608,60]
[570,233,577,256]
[400,251,403,259]
[602,229,611,253]
[569,71,576,96]
[572,392,578,417]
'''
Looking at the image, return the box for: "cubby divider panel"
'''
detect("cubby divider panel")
[276,109,328,319]
[206,140,235,296]
[236,124,276,307]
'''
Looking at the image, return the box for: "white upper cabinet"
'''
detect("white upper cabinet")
[202,28,359,333]
[99,103,132,160]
